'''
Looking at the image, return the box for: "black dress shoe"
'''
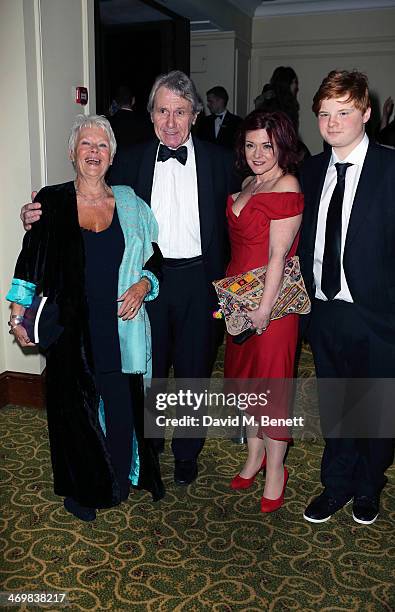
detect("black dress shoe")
[64,497,96,522]
[303,493,352,523]
[174,459,198,486]
[352,496,379,525]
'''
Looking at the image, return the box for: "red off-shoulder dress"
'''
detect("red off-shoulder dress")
[224,191,304,439]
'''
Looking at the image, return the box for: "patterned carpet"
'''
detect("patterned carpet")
[1,345,394,611]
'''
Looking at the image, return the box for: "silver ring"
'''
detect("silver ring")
[256,328,263,335]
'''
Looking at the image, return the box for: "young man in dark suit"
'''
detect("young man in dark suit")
[298,70,395,524]
[196,85,242,149]
[21,71,237,488]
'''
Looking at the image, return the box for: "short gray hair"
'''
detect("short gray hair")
[147,70,203,114]
[68,114,117,160]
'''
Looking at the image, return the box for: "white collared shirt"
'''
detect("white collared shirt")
[313,133,369,301]
[151,136,201,258]
[215,111,226,138]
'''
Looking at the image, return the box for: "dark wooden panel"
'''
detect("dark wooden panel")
[0,370,46,409]
[0,372,7,408]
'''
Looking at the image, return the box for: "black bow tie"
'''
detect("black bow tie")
[157,144,188,165]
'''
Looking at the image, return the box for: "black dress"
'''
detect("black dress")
[82,208,141,500]
[82,207,124,372]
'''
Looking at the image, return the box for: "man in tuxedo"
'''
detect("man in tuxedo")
[298,70,395,524]
[21,71,236,487]
[196,86,242,149]
[110,72,238,485]
[108,84,154,146]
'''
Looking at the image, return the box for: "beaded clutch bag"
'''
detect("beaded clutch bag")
[212,255,311,336]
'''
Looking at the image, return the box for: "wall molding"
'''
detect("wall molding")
[253,35,395,50]
[254,0,395,18]
[32,0,47,187]
[191,29,252,49]
[253,49,395,62]
[0,370,46,410]
[191,30,236,42]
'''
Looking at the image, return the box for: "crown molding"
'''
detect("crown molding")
[255,0,395,18]
[191,30,236,41]
[253,34,395,49]
[191,29,252,48]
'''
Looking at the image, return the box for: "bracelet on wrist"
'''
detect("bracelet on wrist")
[9,315,24,326]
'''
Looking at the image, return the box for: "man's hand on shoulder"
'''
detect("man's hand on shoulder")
[21,191,41,230]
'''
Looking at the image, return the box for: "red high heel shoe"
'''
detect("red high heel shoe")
[230,453,267,490]
[260,466,289,513]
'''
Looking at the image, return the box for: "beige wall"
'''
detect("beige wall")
[191,32,237,114]
[0,0,95,376]
[251,8,395,153]
[191,31,251,117]
[189,0,252,118]
[235,37,250,118]
[0,0,41,375]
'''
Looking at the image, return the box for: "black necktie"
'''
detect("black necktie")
[157,144,187,165]
[321,162,353,300]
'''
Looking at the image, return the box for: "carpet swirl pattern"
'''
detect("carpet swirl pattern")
[0,345,394,611]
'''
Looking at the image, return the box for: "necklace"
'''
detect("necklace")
[250,173,284,195]
[74,181,112,206]
[250,179,262,194]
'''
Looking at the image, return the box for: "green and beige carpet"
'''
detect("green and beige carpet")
[1,345,394,611]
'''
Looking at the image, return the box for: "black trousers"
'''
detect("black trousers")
[96,371,134,498]
[308,299,394,499]
[146,259,219,461]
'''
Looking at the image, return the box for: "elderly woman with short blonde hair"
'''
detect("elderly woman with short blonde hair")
[7,115,164,521]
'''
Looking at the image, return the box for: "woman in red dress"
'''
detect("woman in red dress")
[226,110,304,512]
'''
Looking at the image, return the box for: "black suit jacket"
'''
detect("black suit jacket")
[298,141,395,340]
[196,110,242,149]
[108,109,154,147]
[107,137,239,307]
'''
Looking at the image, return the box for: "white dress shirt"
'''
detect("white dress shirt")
[313,133,369,302]
[214,112,226,138]
[151,136,201,258]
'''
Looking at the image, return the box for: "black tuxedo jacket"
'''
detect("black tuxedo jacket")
[196,111,242,149]
[107,137,238,306]
[108,109,154,147]
[298,141,395,339]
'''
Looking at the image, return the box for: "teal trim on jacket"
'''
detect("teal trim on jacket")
[114,185,159,377]
[6,278,36,307]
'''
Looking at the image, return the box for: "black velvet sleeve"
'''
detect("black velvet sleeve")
[143,242,163,283]
[13,189,50,293]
